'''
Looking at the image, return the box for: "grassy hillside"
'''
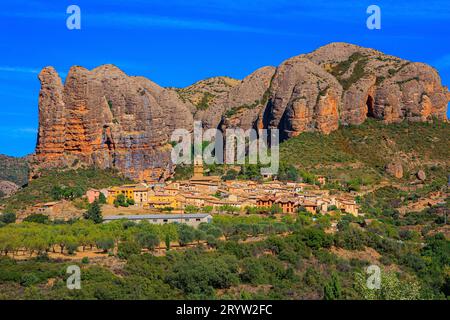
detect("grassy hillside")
[280,119,450,186]
[0,155,29,186]
[0,168,134,213]
[174,120,449,188]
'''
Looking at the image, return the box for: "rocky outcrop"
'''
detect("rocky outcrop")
[175,76,240,129]
[417,170,426,181]
[32,64,193,180]
[0,180,20,198]
[262,56,341,139]
[385,161,404,179]
[32,43,449,180]
[304,42,449,126]
[219,66,276,131]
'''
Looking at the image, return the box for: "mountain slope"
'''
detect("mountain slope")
[0,154,28,186]
[280,120,449,187]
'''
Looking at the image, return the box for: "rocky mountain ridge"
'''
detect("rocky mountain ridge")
[32,42,449,179]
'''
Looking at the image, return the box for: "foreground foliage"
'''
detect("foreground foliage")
[0,213,447,300]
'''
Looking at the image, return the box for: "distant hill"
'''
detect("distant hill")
[0,154,29,186]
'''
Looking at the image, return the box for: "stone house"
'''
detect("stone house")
[86,189,100,204]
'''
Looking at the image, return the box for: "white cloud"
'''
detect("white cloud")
[0,66,41,74]
[0,127,37,137]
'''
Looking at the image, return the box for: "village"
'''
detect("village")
[29,158,360,226]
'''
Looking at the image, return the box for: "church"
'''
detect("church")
[188,155,221,193]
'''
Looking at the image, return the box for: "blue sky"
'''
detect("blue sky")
[0,0,449,157]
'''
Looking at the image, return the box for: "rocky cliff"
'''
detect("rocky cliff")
[31,64,193,180]
[32,43,449,180]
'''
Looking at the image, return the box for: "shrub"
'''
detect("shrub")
[0,212,16,224]
[23,214,49,224]
[20,273,40,287]
[334,226,367,250]
[118,241,142,259]
[98,193,107,204]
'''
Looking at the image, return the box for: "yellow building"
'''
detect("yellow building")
[107,184,151,206]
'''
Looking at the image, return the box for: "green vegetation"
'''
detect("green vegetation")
[0,168,133,212]
[113,193,135,208]
[280,120,450,187]
[396,77,420,87]
[196,92,215,110]
[174,120,448,190]
[0,212,16,225]
[83,201,103,224]
[330,52,369,90]
[225,100,260,118]
[23,214,49,224]
[0,212,447,300]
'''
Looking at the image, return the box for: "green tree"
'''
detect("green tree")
[98,193,107,204]
[178,224,196,246]
[269,204,283,215]
[114,194,128,207]
[165,234,171,251]
[96,237,114,253]
[223,169,239,181]
[83,201,103,224]
[136,232,160,251]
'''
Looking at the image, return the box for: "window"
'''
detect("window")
[185,219,190,222]
[163,219,168,223]
[196,219,201,221]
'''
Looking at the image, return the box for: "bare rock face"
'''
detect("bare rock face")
[385,161,404,179]
[174,76,241,129]
[32,64,193,180]
[219,66,276,131]
[263,56,341,139]
[304,42,449,126]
